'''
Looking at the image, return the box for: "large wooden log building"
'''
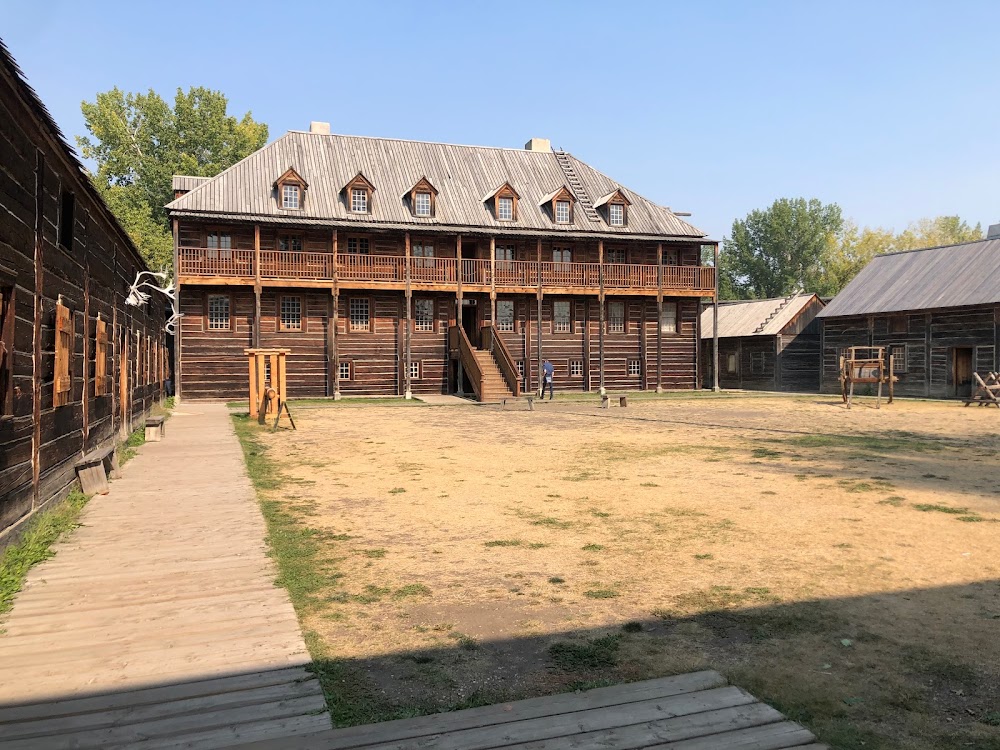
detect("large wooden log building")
[818,233,1000,398]
[0,41,167,541]
[166,124,717,401]
[700,293,824,392]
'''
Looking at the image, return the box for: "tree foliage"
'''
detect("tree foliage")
[721,201,984,300]
[77,87,268,273]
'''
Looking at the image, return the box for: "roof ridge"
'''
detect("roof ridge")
[874,236,995,258]
[286,129,557,154]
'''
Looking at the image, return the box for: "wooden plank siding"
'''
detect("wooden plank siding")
[0,52,167,542]
[820,303,1000,398]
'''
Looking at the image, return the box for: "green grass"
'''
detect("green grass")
[912,504,969,515]
[784,432,941,453]
[361,548,387,558]
[484,539,522,548]
[393,583,431,599]
[548,576,565,584]
[549,634,621,671]
[1,489,90,617]
[118,426,145,465]
[582,543,605,552]
[583,588,618,599]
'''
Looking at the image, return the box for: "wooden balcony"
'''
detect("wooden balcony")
[177,248,716,296]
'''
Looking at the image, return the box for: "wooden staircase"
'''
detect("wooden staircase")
[471,348,514,401]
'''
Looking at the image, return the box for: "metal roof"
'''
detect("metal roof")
[701,293,821,338]
[172,175,211,192]
[817,238,1000,318]
[166,131,707,239]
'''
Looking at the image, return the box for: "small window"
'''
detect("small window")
[660,302,677,334]
[413,241,434,268]
[206,231,233,260]
[553,247,572,263]
[278,235,303,252]
[750,351,766,375]
[727,353,738,374]
[495,244,515,262]
[347,237,370,254]
[414,191,432,216]
[553,300,571,333]
[663,249,679,266]
[609,203,625,226]
[0,286,15,415]
[628,360,642,377]
[496,300,515,332]
[94,316,108,396]
[570,360,583,377]
[516,360,524,378]
[889,315,907,334]
[497,196,514,221]
[338,360,353,381]
[351,188,368,213]
[608,301,625,333]
[207,294,230,330]
[409,361,421,380]
[59,192,75,250]
[282,184,300,209]
[889,344,908,374]
[414,299,435,332]
[54,300,72,407]
[280,296,302,331]
[349,298,370,332]
[606,248,625,264]
[555,200,571,223]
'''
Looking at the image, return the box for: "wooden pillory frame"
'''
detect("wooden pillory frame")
[964,372,1000,407]
[245,348,296,429]
[839,346,897,409]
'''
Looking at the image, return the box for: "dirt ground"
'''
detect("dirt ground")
[251,394,1000,749]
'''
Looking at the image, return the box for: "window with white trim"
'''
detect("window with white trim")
[338,361,352,380]
[628,360,641,377]
[497,196,514,221]
[415,191,432,216]
[553,247,572,263]
[207,294,230,330]
[409,361,421,380]
[660,302,677,334]
[889,344,908,373]
[570,360,583,377]
[280,296,302,331]
[496,300,515,332]
[347,237,369,254]
[663,248,679,265]
[606,248,625,264]
[516,360,524,378]
[555,200,571,223]
[282,184,300,209]
[609,203,624,226]
[414,299,435,332]
[553,300,571,333]
[351,188,368,213]
[608,301,625,333]
[349,298,370,332]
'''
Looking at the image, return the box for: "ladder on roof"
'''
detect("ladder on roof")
[554,150,601,222]
[753,293,798,334]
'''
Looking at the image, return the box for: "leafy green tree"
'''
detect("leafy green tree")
[77,87,268,273]
[719,198,843,299]
[895,216,982,251]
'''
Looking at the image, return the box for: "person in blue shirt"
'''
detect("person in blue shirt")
[541,359,554,400]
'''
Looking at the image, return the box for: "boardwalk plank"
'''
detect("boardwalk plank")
[647,721,817,749]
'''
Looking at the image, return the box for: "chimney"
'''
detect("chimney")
[309,121,331,135]
[988,223,1000,240]
[524,137,551,153]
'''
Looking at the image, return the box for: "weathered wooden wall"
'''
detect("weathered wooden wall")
[0,58,166,542]
[820,304,1000,398]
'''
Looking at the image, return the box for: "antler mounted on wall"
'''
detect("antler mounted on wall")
[125,271,182,334]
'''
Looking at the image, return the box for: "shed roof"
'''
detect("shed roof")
[817,238,1000,318]
[172,175,211,192]
[166,131,707,240]
[701,293,821,338]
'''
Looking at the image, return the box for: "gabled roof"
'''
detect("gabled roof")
[701,293,822,338]
[274,167,308,189]
[594,189,631,207]
[407,176,438,197]
[482,181,519,203]
[817,238,1000,318]
[343,171,375,193]
[172,175,210,192]
[539,185,575,206]
[166,131,707,238]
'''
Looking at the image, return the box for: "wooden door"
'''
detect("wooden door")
[953,347,973,398]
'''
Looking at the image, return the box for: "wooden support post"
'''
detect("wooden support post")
[656,242,663,393]
[489,236,496,327]
[404,231,412,399]
[253,224,261,348]
[712,242,720,392]
[456,234,464,396]
[172,217,181,402]
[640,299,647,390]
[31,151,44,509]
[331,229,340,399]
[598,240,606,395]
[536,238,543,394]
[82,212,90,448]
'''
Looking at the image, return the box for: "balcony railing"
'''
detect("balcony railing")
[177,248,716,293]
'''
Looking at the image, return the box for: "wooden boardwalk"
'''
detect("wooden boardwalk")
[0,403,331,749]
[240,671,826,749]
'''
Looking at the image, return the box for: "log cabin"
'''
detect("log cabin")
[0,40,167,542]
[818,233,1000,398]
[700,293,824,392]
[166,124,717,401]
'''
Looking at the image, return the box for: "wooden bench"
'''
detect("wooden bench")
[500,396,535,411]
[145,415,166,441]
[74,445,119,495]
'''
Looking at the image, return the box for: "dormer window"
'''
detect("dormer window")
[484,182,519,222]
[274,167,308,211]
[595,189,631,227]
[541,186,575,225]
[407,177,438,218]
[343,173,375,215]
[555,200,571,223]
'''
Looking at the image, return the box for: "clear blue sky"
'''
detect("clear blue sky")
[3,0,998,240]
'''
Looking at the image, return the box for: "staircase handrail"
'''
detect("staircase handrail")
[452,325,484,400]
[482,325,522,397]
